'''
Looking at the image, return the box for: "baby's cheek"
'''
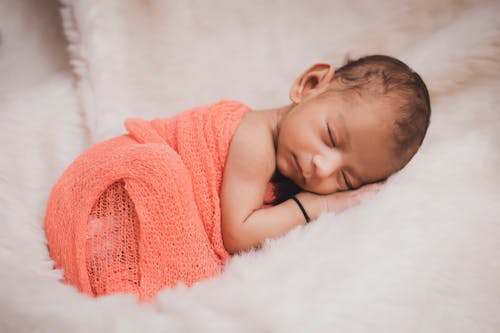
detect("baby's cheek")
[276,154,290,177]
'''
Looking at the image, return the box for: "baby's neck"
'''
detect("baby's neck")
[254,104,293,152]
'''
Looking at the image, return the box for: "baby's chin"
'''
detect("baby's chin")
[275,159,292,181]
[300,180,343,195]
[276,158,339,194]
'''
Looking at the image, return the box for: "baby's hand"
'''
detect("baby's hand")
[321,181,384,214]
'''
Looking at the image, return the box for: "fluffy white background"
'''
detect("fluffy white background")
[0,0,499,332]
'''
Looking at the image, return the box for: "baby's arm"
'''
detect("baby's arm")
[222,176,380,254]
[220,114,381,254]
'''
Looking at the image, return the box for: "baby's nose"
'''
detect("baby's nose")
[312,150,341,178]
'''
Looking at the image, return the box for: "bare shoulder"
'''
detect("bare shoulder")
[225,111,276,181]
[221,111,276,233]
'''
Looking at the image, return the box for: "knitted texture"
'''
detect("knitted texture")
[44,100,251,301]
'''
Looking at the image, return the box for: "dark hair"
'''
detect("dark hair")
[268,55,431,206]
[333,54,431,170]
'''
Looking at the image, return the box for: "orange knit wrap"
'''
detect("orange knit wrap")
[44,100,251,301]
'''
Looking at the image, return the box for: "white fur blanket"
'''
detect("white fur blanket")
[0,0,499,332]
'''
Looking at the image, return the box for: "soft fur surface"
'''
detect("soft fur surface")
[0,0,499,332]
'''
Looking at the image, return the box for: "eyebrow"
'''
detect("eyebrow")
[334,113,363,188]
[336,113,350,146]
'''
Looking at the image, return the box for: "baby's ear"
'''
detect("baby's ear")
[289,63,335,103]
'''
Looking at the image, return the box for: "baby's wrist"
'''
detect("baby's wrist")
[294,192,325,221]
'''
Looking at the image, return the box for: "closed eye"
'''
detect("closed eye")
[342,170,353,190]
[326,122,335,147]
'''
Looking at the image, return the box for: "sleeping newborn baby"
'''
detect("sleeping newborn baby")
[44,54,431,301]
[222,54,431,253]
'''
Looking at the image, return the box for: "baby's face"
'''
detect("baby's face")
[276,90,399,194]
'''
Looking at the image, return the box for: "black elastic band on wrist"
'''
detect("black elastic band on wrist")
[291,196,311,223]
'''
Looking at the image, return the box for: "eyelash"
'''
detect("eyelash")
[326,122,352,190]
[326,122,335,147]
[342,171,352,190]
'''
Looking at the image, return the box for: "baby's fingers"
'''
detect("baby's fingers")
[354,181,384,199]
[359,180,385,192]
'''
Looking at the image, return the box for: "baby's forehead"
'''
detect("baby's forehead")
[342,89,401,125]
[335,94,402,179]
